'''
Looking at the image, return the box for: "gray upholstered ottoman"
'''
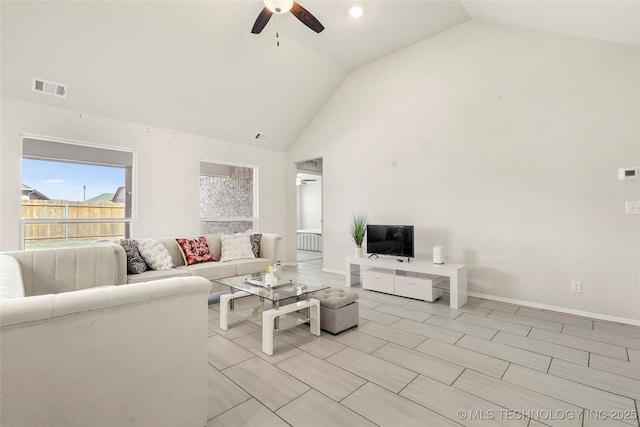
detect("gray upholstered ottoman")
[314,288,359,334]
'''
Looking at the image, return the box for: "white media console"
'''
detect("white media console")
[345,256,468,309]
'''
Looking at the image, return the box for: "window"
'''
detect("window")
[199,161,256,235]
[21,137,133,250]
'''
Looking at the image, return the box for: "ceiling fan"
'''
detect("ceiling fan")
[251,0,324,34]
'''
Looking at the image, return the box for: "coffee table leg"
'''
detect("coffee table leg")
[304,294,310,319]
[262,310,275,356]
[219,293,231,331]
[309,299,320,336]
[274,301,280,330]
[260,298,320,355]
[219,291,250,331]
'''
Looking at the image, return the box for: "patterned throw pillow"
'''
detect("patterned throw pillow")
[118,239,148,274]
[250,233,262,258]
[176,236,215,265]
[220,232,256,262]
[136,239,174,270]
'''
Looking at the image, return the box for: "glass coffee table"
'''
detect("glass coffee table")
[214,273,328,355]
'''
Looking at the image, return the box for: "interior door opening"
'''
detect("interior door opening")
[296,158,323,263]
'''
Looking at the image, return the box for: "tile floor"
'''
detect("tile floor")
[206,258,640,427]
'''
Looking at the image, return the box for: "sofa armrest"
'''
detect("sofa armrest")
[259,233,282,264]
[92,240,128,285]
[0,276,211,427]
[0,255,25,299]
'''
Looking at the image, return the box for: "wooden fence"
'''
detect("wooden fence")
[22,200,126,243]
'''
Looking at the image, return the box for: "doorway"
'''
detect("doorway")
[296,158,323,263]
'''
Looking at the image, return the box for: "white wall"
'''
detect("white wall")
[1,97,291,254]
[288,21,640,322]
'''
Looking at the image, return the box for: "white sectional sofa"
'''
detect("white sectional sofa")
[0,246,211,427]
[96,233,281,293]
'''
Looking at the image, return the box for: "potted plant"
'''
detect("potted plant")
[350,213,367,257]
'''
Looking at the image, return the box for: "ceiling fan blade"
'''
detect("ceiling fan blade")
[290,2,324,33]
[251,7,273,34]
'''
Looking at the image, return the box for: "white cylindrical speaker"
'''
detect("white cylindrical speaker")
[433,246,444,264]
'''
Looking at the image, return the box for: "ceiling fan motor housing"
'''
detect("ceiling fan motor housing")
[264,0,293,14]
[252,1,324,34]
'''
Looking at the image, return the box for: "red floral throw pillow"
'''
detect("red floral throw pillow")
[176,236,215,265]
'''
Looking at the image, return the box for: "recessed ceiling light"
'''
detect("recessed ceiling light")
[349,5,363,19]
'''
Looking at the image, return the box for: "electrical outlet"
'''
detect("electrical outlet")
[571,280,582,293]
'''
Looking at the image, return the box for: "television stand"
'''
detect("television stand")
[345,256,468,309]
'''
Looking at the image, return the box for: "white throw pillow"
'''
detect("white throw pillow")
[219,233,256,262]
[136,239,174,270]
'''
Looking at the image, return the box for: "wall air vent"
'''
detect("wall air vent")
[304,160,319,168]
[254,132,269,142]
[32,78,67,98]
[296,158,323,172]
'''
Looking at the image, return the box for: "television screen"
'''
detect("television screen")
[366,225,414,258]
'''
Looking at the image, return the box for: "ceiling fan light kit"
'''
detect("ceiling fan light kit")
[264,0,293,14]
[251,0,324,34]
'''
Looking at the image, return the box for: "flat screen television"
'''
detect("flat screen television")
[366,225,414,259]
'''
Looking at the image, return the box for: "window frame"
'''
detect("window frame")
[199,159,258,233]
[19,134,135,250]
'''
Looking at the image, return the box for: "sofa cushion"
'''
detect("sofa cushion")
[176,236,215,265]
[234,258,272,276]
[126,268,190,284]
[219,232,255,262]
[0,255,25,299]
[176,262,236,280]
[137,239,174,270]
[118,239,148,274]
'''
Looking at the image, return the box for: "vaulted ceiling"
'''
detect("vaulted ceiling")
[2,1,638,150]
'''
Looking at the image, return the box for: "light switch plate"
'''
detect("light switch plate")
[626,201,640,215]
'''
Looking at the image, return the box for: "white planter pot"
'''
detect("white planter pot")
[355,246,364,257]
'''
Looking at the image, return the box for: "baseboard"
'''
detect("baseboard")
[331,268,639,326]
[467,291,640,327]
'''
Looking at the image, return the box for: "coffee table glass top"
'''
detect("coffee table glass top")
[215,273,328,302]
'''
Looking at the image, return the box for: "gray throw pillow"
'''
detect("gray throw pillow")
[119,239,148,274]
[250,233,262,258]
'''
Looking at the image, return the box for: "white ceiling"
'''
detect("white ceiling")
[461,0,640,47]
[2,1,638,151]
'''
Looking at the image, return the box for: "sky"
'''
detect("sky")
[22,159,125,202]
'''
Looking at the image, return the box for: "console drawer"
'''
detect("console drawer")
[362,268,394,293]
[395,273,443,302]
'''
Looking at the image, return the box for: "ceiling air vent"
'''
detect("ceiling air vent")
[305,160,319,168]
[254,132,269,142]
[32,78,67,98]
